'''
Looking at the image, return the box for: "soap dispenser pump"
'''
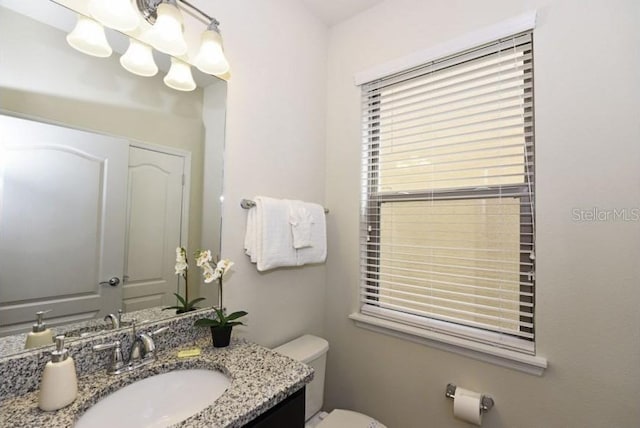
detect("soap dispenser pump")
[38,335,78,411]
[25,310,53,350]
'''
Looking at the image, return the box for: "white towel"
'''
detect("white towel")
[255,196,297,271]
[244,196,327,271]
[289,200,314,249]
[295,202,326,266]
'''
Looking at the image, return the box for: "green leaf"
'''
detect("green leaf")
[162,306,182,311]
[173,293,187,306]
[186,297,206,309]
[194,318,220,327]
[225,321,245,327]
[225,311,248,321]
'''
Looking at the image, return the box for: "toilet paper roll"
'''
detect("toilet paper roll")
[453,387,483,426]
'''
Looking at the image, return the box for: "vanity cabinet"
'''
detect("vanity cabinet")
[244,387,305,427]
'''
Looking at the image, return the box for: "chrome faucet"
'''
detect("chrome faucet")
[128,324,168,364]
[93,340,126,375]
[93,323,169,375]
[103,309,123,329]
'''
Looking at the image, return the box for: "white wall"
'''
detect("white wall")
[324,0,640,427]
[209,0,329,347]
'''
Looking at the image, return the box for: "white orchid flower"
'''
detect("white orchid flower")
[204,259,232,283]
[175,247,188,275]
[195,249,212,267]
[202,261,213,274]
[202,262,216,283]
[216,259,234,277]
[175,261,188,276]
[176,247,186,262]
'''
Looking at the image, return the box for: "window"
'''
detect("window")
[359,32,535,354]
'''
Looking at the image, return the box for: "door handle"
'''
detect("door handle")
[100,277,121,287]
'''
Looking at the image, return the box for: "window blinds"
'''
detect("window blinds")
[360,32,535,353]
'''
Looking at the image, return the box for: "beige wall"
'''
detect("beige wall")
[211,0,329,347]
[324,0,640,427]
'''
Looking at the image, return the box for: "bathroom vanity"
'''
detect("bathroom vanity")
[0,310,313,428]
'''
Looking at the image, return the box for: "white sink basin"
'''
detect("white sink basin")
[75,369,231,428]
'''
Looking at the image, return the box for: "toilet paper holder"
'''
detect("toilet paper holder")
[445,383,494,413]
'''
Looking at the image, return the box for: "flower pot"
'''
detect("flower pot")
[210,325,232,348]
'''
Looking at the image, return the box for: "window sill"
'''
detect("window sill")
[349,312,547,376]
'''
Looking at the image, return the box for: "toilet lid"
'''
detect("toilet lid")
[316,409,387,428]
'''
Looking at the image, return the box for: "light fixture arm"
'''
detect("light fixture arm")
[135,0,162,23]
[179,0,214,23]
[136,0,219,28]
[206,18,221,33]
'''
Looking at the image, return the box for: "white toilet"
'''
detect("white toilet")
[274,335,386,428]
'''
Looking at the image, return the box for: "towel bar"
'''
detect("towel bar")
[241,198,329,214]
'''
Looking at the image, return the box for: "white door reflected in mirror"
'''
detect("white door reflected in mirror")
[0,114,128,336]
[123,145,188,311]
[0,115,193,337]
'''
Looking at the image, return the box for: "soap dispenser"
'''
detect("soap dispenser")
[25,310,53,349]
[38,335,78,411]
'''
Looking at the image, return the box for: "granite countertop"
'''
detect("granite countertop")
[0,338,314,428]
[0,306,172,358]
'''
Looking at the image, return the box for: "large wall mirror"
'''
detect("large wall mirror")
[0,2,226,357]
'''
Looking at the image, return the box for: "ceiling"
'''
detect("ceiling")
[299,0,385,26]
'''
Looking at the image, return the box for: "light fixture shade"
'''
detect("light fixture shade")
[217,69,232,81]
[89,0,139,32]
[66,15,112,58]
[146,2,188,56]
[194,30,230,76]
[120,38,158,77]
[164,57,196,91]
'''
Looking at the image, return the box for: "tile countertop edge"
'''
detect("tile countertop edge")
[0,339,314,428]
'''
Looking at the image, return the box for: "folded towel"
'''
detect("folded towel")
[255,196,297,271]
[244,196,327,271]
[289,201,314,249]
[295,202,326,266]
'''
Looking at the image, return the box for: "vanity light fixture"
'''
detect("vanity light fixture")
[120,38,158,76]
[58,0,231,91]
[66,14,113,58]
[88,0,140,32]
[144,0,188,56]
[194,20,230,75]
[164,57,197,91]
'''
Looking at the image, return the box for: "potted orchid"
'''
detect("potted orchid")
[164,247,206,314]
[193,254,247,348]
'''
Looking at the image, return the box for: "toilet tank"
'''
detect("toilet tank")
[274,335,329,420]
